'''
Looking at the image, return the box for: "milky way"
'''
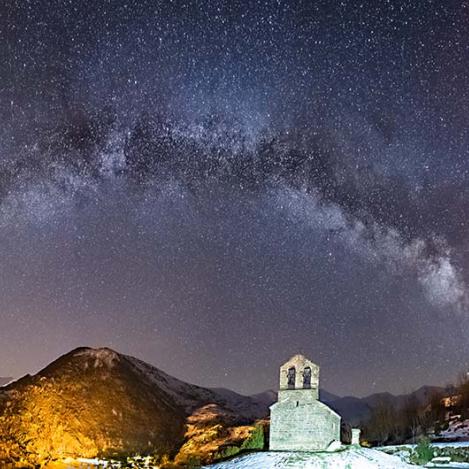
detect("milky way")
[1,0,469,396]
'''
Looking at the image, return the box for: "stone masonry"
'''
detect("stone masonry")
[269,354,341,451]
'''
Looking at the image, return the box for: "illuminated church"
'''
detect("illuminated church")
[269,354,341,451]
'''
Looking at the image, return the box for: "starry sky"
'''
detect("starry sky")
[1,0,469,398]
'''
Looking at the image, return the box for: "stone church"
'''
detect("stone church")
[269,354,341,451]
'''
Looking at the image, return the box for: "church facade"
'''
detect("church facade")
[269,354,341,451]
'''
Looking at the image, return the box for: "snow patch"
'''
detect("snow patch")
[439,418,469,440]
[203,448,415,468]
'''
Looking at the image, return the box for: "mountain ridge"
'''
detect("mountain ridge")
[327,385,446,425]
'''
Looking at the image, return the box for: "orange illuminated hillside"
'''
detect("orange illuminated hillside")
[0,347,269,467]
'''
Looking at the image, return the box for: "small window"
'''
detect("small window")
[287,367,296,389]
[303,367,312,389]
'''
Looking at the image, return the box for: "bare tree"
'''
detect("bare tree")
[402,396,421,443]
[364,398,398,445]
[456,371,469,418]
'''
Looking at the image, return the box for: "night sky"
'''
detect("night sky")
[1,0,469,397]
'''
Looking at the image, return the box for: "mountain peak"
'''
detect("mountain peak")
[71,346,121,368]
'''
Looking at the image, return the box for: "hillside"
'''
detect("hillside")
[0,347,268,467]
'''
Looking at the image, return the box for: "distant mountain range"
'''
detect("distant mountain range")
[325,386,445,425]
[0,347,446,466]
[250,385,444,426]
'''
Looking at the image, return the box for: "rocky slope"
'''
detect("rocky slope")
[0,347,268,467]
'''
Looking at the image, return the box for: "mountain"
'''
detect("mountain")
[319,389,341,403]
[328,385,446,425]
[245,388,339,409]
[328,396,372,425]
[249,390,278,408]
[0,377,12,387]
[0,347,268,467]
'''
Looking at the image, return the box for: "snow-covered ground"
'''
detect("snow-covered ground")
[204,448,414,468]
[378,441,469,451]
[433,441,469,448]
[377,441,469,468]
[439,419,469,440]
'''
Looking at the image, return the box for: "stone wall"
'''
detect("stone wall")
[270,398,341,451]
[278,388,319,403]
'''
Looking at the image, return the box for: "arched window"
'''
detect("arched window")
[287,367,296,389]
[303,366,312,389]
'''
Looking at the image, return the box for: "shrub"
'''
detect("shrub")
[185,455,202,468]
[410,436,434,465]
[241,425,264,451]
[218,445,241,459]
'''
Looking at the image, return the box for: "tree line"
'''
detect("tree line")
[363,372,469,446]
